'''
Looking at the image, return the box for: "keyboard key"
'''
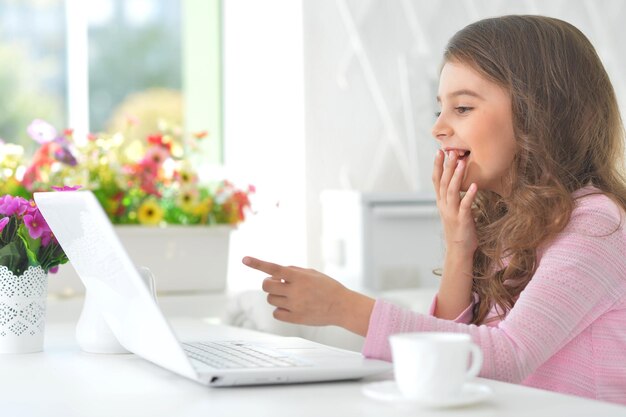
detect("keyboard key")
[182,341,311,369]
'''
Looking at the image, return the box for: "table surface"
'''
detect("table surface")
[2,295,625,417]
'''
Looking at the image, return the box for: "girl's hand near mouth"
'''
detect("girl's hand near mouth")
[431,149,479,319]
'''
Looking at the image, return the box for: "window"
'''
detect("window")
[1,0,222,164]
[0,0,67,154]
[87,0,182,134]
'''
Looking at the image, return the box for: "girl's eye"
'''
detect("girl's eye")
[434,107,473,118]
[455,106,473,114]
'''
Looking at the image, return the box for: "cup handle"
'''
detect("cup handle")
[465,343,483,379]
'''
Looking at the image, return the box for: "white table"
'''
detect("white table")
[2,296,625,417]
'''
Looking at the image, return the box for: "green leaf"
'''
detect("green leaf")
[39,243,68,272]
[0,216,18,245]
[17,225,41,266]
[0,239,29,275]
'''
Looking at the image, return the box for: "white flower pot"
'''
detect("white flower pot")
[49,225,233,294]
[0,265,48,354]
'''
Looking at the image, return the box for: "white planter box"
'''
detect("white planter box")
[49,225,234,295]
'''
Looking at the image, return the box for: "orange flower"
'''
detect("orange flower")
[193,130,208,139]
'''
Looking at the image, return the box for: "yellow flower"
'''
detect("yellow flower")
[177,188,199,212]
[174,163,197,186]
[192,197,213,222]
[137,199,164,225]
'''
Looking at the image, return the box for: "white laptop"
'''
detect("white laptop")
[34,190,391,386]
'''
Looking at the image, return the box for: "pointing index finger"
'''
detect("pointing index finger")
[242,256,285,276]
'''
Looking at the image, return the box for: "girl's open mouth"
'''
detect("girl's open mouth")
[447,149,471,161]
[458,150,471,161]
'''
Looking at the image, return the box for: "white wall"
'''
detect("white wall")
[222,0,626,283]
[302,0,626,270]
[222,0,307,291]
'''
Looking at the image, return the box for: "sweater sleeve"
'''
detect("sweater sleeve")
[362,197,626,383]
[428,294,474,324]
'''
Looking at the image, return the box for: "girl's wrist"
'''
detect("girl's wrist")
[442,249,475,283]
[445,241,477,258]
[335,289,375,337]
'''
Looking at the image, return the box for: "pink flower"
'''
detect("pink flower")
[125,115,139,126]
[23,212,49,240]
[41,231,53,247]
[24,200,38,215]
[27,119,57,144]
[51,185,82,191]
[0,217,9,233]
[49,266,59,274]
[0,195,29,216]
[143,145,169,166]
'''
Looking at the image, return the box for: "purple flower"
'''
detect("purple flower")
[27,119,57,144]
[49,266,59,274]
[41,230,52,247]
[0,195,29,216]
[51,185,82,191]
[23,200,38,215]
[23,211,49,240]
[54,146,78,166]
[0,217,9,233]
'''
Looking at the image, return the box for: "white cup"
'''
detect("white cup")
[389,332,483,401]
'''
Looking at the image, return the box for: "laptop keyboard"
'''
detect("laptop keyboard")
[182,341,311,369]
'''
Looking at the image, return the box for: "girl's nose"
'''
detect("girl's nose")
[431,115,453,141]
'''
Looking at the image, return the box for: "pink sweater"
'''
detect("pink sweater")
[362,188,626,405]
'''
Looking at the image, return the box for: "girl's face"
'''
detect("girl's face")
[432,61,517,196]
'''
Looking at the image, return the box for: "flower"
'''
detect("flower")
[27,119,58,144]
[0,119,255,227]
[0,195,29,216]
[23,211,48,240]
[51,185,82,192]
[193,130,208,139]
[137,199,164,225]
[0,194,68,275]
[177,188,199,212]
[0,217,9,232]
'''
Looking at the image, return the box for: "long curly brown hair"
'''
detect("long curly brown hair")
[442,15,626,325]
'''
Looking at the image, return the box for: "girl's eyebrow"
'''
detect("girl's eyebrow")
[436,89,485,102]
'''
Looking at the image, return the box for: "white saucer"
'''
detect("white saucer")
[361,380,493,408]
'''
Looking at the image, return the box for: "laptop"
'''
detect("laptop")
[34,190,391,386]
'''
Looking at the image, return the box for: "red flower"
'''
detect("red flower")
[147,133,172,152]
[147,134,163,146]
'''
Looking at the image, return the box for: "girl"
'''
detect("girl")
[243,15,626,404]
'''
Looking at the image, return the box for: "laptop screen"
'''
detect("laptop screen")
[34,190,197,379]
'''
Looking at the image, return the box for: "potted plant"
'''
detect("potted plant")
[0,193,68,353]
[0,119,254,293]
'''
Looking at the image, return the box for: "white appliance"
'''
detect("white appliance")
[321,190,444,291]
